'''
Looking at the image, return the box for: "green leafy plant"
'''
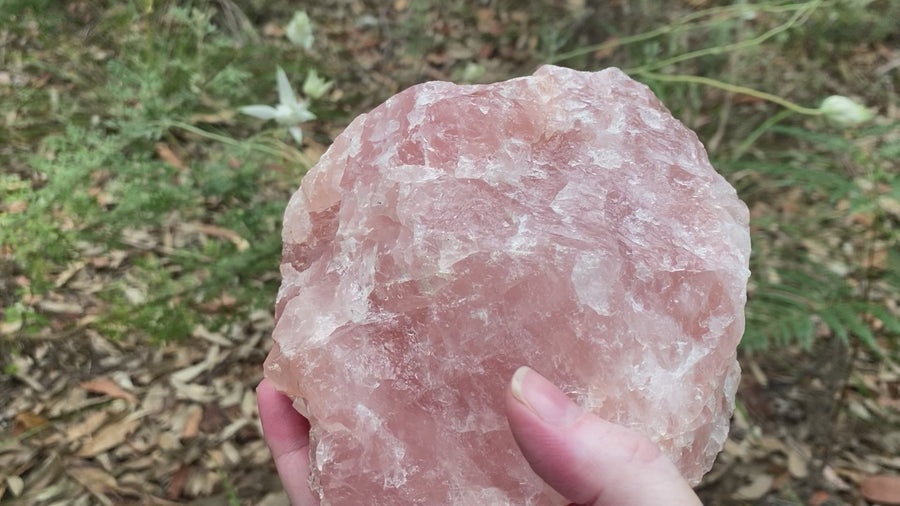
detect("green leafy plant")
[0,3,321,344]
[733,121,900,355]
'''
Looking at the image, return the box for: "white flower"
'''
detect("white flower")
[302,70,333,100]
[460,62,485,83]
[819,95,874,127]
[285,10,314,50]
[240,67,315,144]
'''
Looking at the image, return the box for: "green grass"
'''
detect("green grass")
[0,2,317,344]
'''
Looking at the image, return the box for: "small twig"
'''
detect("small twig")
[165,121,310,164]
[637,73,822,116]
[626,1,822,75]
[549,1,825,64]
[708,27,745,153]
[732,109,795,160]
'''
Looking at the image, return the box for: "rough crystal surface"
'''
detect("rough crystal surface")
[264,65,751,505]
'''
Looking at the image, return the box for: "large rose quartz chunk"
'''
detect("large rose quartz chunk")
[264,65,750,505]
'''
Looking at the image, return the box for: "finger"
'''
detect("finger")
[257,378,318,506]
[505,367,703,506]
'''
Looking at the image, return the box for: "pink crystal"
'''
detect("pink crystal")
[264,65,750,505]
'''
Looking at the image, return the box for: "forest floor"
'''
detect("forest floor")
[2,1,899,505]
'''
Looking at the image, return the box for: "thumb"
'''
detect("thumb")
[505,366,703,506]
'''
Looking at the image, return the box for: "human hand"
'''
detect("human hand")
[257,378,317,506]
[505,366,703,506]
[258,369,703,506]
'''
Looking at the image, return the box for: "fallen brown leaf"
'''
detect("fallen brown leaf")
[79,377,139,405]
[878,196,900,218]
[807,490,834,506]
[823,465,851,490]
[65,411,109,442]
[787,446,809,479]
[476,9,502,35]
[732,474,774,501]
[0,319,23,335]
[166,464,189,500]
[76,418,140,457]
[591,36,619,60]
[68,465,117,496]
[36,299,83,314]
[5,200,26,213]
[182,404,203,439]
[862,247,889,270]
[5,475,24,496]
[54,261,85,288]
[262,22,283,37]
[183,222,250,251]
[13,411,48,433]
[155,142,186,170]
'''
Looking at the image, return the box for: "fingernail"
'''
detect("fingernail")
[511,366,582,427]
